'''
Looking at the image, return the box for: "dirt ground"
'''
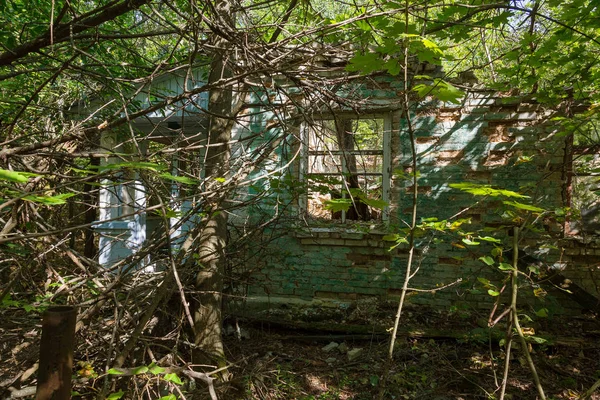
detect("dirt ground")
[1,302,599,399]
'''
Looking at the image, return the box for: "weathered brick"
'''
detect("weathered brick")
[341,232,365,240]
[300,238,345,246]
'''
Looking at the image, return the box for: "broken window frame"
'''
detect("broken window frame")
[567,141,600,237]
[298,114,392,223]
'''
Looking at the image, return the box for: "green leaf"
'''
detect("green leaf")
[214,177,226,183]
[354,20,372,32]
[479,256,495,266]
[413,83,431,98]
[98,162,166,172]
[528,265,540,274]
[554,207,566,216]
[382,234,399,241]
[148,363,166,375]
[23,193,76,205]
[477,277,491,286]
[361,197,388,209]
[413,79,463,103]
[477,236,502,243]
[383,59,401,76]
[159,173,199,185]
[369,374,379,386]
[323,198,352,212]
[450,218,470,230]
[159,395,177,400]
[346,52,384,74]
[107,368,124,375]
[503,201,545,213]
[107,391,125,400]
[491,247,503,257]
[488,289,500,297]
[497,263,514,271]
[163,373,183,385]
[434,80,463,104]
[421,38,442,53]
[528,335,548,344]
[462,238,480,246]
[132,366,149,375]
[0,168,37,183]
[449,183,528,198]
[535,308,549,318]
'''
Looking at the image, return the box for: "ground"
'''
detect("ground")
[221,324,600,399]
[1,301,599,399]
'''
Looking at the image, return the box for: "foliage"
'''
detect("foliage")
[0,0,599,398]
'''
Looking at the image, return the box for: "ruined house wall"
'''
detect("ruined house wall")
[242,79,597,315]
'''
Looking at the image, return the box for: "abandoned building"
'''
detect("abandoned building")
[92,63,600,316]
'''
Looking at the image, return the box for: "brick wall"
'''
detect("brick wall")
[561,238,600,299]
[239,79,597,315]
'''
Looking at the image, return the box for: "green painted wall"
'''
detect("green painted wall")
[233,77,593,315]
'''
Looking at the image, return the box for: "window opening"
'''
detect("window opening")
[571,153,600,235]
[567,117,600,236]
[300,116,390,222]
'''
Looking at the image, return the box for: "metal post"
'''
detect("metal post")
[36,306,77,400]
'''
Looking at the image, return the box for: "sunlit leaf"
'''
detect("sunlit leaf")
[503,201,545,213]
[98,162,166,172]
[24,193,76,205]
[107,391,124,400]
[323,198,352,212]
[479,256,494,266]
[132,366,148,375]
[107,368,124,375]
[450,183,528,198]
[163,373,183,385]
[477,236,502,243]
[159,173,199,185]
[361,197,388,209]
[148,363,166,375]
[0,168,37,183]
[434,80,463,104]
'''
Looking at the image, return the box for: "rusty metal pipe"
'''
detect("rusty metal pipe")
[35,306,77,400]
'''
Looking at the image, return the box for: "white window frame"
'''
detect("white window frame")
[298,113,392,223]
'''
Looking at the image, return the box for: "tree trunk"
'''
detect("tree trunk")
[84,156,99,259]
[193,3,233,369]
[336,118,369,220]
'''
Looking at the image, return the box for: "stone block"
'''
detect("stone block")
[494,97,522,106]
[484,112,517,120]
[467,97,496,107]
[300,238,345,246]
[341,232,365,240]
